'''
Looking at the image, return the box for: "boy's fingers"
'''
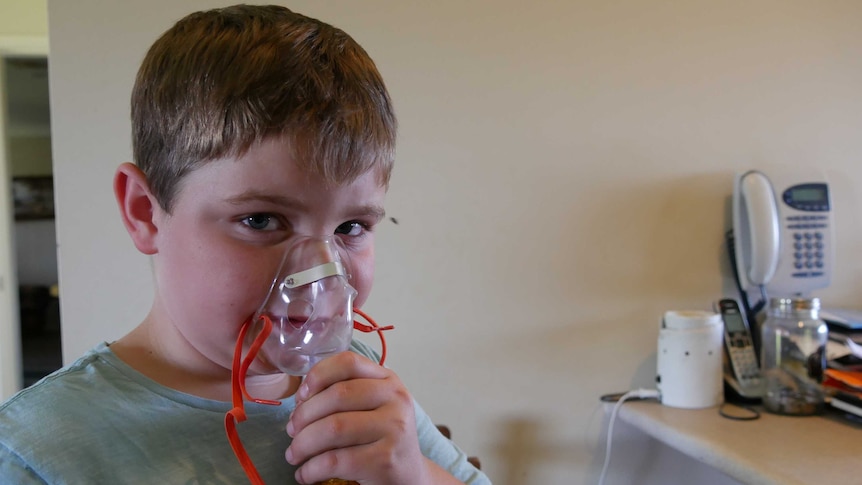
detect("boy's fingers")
[291,442,375,484]
[289,402,422,484]
[288,377,395,437]
[289,354,411,436]
[285,409,377,465]
[298,351,389,402]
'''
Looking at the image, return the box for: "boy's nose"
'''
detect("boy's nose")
[280,235,349,283]
[297,236,339,265]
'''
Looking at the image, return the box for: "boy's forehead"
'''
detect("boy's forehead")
[245,134,392,187]
[162,135,389,211]
[196,147,386,192]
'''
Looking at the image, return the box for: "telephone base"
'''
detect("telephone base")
[724,377,763,404]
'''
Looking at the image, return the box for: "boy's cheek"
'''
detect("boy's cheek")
[352,271,375,308]
[347,249,375,305]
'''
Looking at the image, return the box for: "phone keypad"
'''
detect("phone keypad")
[728,340,760,385]
[787,216,829,275]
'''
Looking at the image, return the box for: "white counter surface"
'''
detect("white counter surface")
[616,401,862,485]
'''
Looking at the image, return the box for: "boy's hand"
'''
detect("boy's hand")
[285,352,451,485]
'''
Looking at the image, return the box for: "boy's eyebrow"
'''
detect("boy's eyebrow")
[226,192,301,207]
[359,206,387,220]
[345,204,387,221]
[225,192,386,219]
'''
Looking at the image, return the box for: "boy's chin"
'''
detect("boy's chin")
[244,359,288,377]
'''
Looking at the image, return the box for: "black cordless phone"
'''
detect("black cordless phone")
[716,298,764,399]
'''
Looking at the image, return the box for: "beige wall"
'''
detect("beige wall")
[0,0,47,37]
[46,1,862,483]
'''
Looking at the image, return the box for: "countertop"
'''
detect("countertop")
[616,400,862,485]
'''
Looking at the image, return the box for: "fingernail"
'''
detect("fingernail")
[286,419,295,437]
[285,446,295,464]
[297,382,309,400]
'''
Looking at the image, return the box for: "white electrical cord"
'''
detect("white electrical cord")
[597,388,661,485]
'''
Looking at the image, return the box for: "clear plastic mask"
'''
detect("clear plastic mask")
[250,235,357,376]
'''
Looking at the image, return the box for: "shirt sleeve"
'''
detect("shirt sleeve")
[0,443,49,485]
[413,400,492,484]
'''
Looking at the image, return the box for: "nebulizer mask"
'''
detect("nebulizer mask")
[225,235,392,485]
[252,235,358,375]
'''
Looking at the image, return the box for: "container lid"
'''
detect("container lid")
[662,310,721,329]
[769,297,821,312]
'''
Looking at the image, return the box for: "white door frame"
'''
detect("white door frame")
[0,35,49,401]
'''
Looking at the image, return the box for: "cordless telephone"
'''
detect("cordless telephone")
[715,298,764,399]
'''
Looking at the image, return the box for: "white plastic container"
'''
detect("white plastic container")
[656,310,724,409]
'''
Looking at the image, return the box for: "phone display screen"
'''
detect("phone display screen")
[723,311,746,333]
[789,187,827,203]
[782,183,830,211]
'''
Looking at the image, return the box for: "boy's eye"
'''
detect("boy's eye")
[335,221,365,237]
[242,214,278,231]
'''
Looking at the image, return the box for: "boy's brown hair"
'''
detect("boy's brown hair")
[131,4,397,212]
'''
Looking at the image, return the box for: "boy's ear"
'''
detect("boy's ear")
[114,162,160,255]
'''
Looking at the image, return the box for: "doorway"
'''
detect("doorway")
[1,54,61,393]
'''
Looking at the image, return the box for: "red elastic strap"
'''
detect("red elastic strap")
[240,316,280,406]
[225,316,279,485]
[353,307,395,366]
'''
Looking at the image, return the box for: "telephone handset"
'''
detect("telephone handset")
[733,172,780,288]
[732,169,833,296]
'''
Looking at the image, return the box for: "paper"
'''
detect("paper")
[821,308,862,330]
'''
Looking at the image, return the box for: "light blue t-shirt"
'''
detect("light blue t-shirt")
[0,341,490,484]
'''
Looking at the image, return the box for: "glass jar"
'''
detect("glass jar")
[760,297,828,415]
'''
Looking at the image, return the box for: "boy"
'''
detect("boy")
[0,5,490,484]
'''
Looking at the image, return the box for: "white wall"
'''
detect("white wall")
[47,1,862,483]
